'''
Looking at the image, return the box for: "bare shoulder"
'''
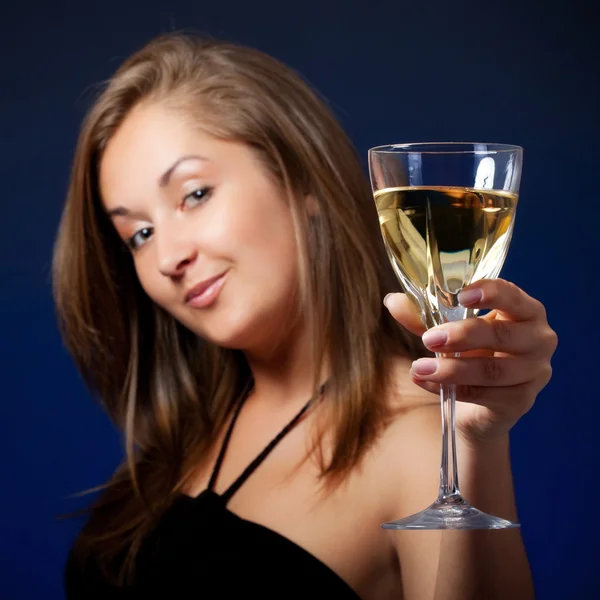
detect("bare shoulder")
[374,355,443,520]
[366,355,448,599]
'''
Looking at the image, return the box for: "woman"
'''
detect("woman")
[55,33,556,599]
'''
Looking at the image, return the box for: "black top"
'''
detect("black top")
[65,383,361,599]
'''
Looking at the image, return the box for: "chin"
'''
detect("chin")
[176,296,291,352]
[182,310,257,350]
[209,320,288,356]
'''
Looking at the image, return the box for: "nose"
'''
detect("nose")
[156,225,198,278]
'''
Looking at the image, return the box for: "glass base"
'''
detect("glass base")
[382,496,520,530]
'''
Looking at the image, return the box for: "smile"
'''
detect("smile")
[185,272,228,308]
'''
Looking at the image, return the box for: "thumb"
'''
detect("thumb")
[384,293,426,336]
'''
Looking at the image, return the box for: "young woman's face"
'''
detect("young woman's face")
[100,101,301,353]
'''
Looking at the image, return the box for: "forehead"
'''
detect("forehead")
[98,102,248,207]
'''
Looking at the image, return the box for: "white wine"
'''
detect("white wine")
[375,186,517,313]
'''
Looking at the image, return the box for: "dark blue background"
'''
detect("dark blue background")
[1,1,596,598]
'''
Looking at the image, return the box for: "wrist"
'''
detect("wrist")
[457,426,511,453]
[457,431,517,522]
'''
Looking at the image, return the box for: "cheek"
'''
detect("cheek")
[232,202,299,289]
[132,259,167,307]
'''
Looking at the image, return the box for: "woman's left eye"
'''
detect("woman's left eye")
[183,187,212,208]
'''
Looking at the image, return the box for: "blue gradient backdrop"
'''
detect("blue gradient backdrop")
[1,0,597,598]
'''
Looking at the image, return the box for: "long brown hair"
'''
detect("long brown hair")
[53,32,426,586]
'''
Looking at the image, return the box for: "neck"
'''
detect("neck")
[242,316,330,411]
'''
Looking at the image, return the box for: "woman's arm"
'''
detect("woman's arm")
[388,407,534,600]
[384,278,556,599]
[433,433,534,600]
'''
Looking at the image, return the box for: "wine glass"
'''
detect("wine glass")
[368,142,523,530]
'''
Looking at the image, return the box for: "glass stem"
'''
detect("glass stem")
[437,354,462,503]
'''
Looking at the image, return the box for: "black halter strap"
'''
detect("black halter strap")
[207,381,328,504]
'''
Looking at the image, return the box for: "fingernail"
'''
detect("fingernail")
[411,358,438,376]
[458,288,483,306]
[422,329,448,348]
[383,293,393,308]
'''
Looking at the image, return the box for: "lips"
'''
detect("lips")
[184,271,228,304]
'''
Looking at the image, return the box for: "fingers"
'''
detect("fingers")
[407,379,540,416]
[384,280,558,363]
[384,292,426,336]
[458,278,547,323]
[421,317,556,357]
[409,356,552,389]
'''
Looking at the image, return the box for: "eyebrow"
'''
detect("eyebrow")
[106,155,208,218]
[159,154,208,187]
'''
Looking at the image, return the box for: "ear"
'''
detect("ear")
[306,194,320,217]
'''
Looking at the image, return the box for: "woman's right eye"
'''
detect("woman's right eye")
[126,226,154,251]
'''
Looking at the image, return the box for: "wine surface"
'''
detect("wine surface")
[375,186,517,310]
